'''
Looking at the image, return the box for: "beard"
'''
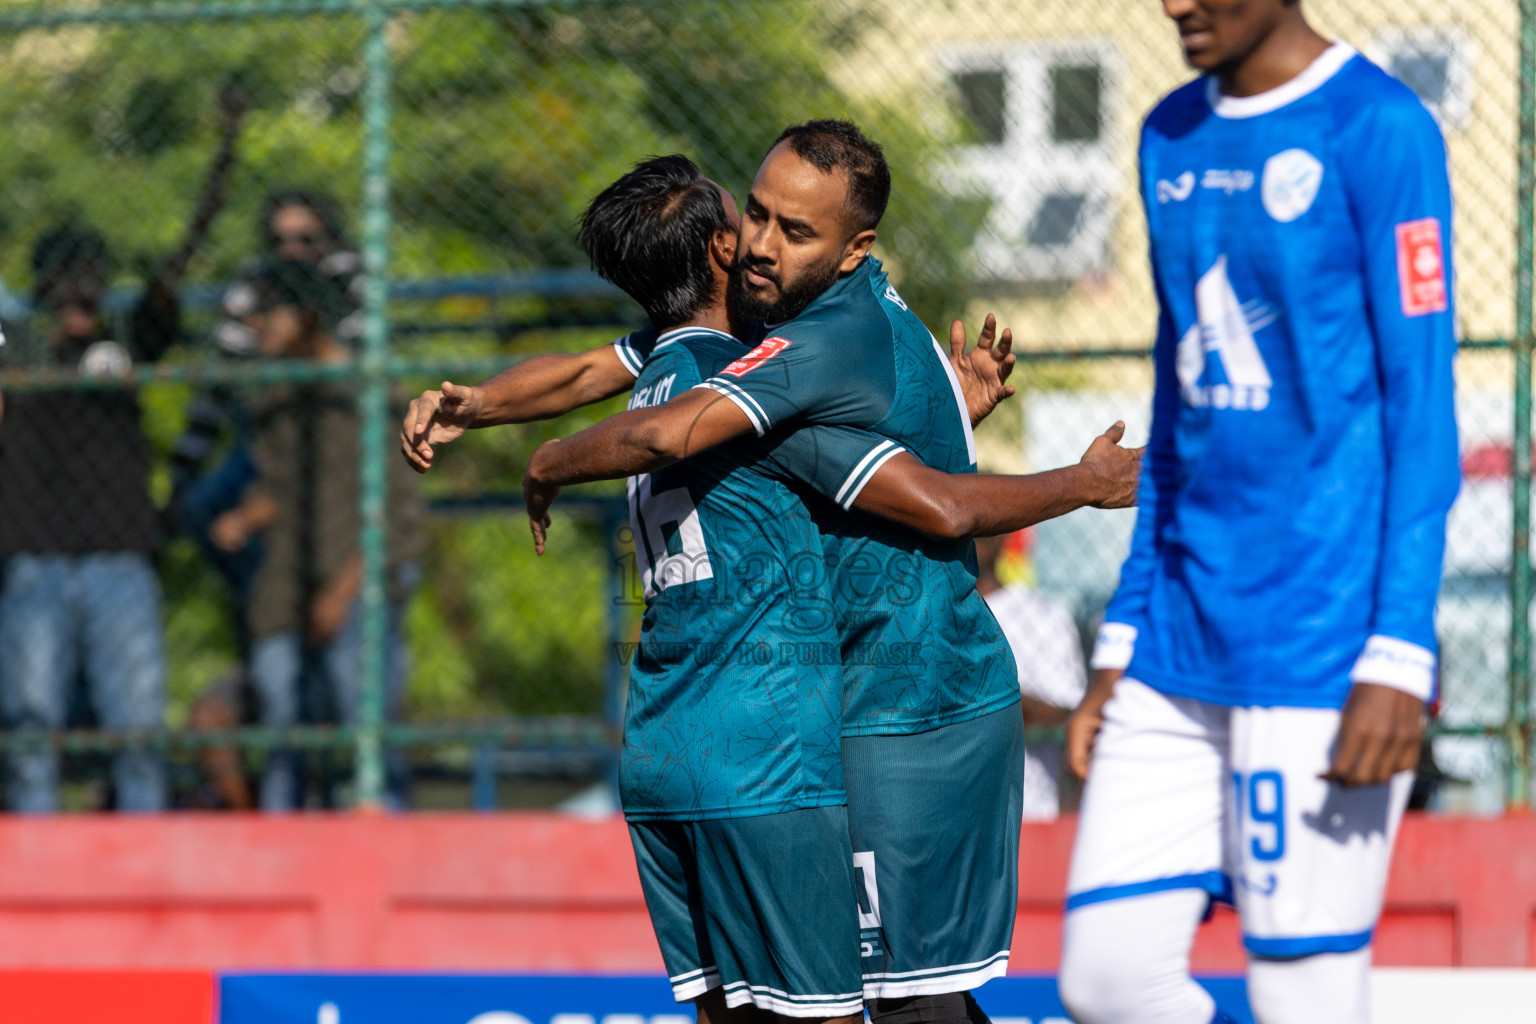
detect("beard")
[728,251,845,326]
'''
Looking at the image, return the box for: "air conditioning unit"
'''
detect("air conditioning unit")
[936,39,1120,283]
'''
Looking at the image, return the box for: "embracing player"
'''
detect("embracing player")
[405,147,1139,1024]
[1057,3,1459,1024]
[521,122,1136,1024]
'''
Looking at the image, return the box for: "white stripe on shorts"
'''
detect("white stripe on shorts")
[860,949,1011,999]
[721,981,865,1018]
[670,968,721,1002]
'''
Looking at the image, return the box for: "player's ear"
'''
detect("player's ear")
[839,228,877,273]
[711,228,736,273]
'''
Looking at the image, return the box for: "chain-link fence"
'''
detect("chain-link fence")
[0,0,1527,812]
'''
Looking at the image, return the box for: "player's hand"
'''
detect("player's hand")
[1067,668,1122,781]
[1079,422,1143,508]
[309,583,352,646]
[401,380,483,474]
[523,439,563,555]
[1323,682,1427,788]
[210,509,252,553]
[949,313,1016,427]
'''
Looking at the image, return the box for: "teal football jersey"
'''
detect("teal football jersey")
[611,324,660,377]
[619,326,846,821]
[697,257,1020,736]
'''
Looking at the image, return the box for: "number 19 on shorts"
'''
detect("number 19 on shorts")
[1232,769,1286,862]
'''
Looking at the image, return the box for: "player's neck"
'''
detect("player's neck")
[1216,16,1330,99]
[661,302,733,338]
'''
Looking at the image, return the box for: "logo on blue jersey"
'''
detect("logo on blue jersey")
[1175,256,1276,412]
[1156,171,1195,203]
[1201,169,1254,195]
[1261,149,1324,223]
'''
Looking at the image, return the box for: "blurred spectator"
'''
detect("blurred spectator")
[174,189,363,809]
[976,530,1087,820]
[0,88,243,814]
[211,259,421,811]
[0,227,181,813]
[171,188,360,646]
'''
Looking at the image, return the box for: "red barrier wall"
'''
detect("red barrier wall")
[0,970,214,1024]
[0,813,1529,970]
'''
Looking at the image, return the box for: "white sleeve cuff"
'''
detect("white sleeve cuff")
[612,337,643,377]
[1090,622,1138,671]
[691,380,768,436]
[1350,634,1436,703]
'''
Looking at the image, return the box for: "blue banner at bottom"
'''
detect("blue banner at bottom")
[219,973,1254,1024]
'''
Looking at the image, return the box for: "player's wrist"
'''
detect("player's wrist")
[1064,461,1104,508]
[1349,634,1435,703]
[1090,621,1137,671]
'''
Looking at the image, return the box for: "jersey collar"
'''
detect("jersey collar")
[653,325,738,352]
[1205,41,1356,119]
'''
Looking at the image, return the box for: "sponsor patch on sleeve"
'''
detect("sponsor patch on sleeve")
[721,336,791,378]
[1395,217,1448,317]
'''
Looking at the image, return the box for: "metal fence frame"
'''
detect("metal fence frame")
[0,0,1531,809]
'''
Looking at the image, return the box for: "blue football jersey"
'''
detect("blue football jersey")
[618,326,846,821]
[1100,44,1460,708]
[697,257,1021,735]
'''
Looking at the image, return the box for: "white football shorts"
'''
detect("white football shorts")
[1066,677,1412,958]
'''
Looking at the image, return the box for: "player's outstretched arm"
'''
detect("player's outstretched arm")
[523,387,755,553]
[850,422,1141,540]
[401,346,638,473]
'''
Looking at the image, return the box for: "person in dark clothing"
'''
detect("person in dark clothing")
[0,88,244,813]
[211,259,421,811]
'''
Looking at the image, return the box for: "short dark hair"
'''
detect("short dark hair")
[32,223,111,284]
[770,119,891,235]
[579,155,731,329]
[31,223,112,307]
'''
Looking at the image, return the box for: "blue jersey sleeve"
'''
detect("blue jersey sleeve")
[1337,93,1460,697]
[764,423,908,510]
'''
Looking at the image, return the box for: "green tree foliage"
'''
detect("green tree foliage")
[0,1,979,723]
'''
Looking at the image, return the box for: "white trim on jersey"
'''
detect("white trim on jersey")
[927,336,978,466]
[652,325,736,354]
[691,380,769,436]
[1206,42,1356,119]
[613,335,644,376]
[1350,634,1437,702]
[860,950,1011,999]
[720,981,865,1018]
[835,440,906,510]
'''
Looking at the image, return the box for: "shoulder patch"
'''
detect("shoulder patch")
[721,336,790,378]
[1396,217,1448,317]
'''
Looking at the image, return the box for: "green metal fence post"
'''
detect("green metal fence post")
[1511,0,1536,811]
[355,0,394,810]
